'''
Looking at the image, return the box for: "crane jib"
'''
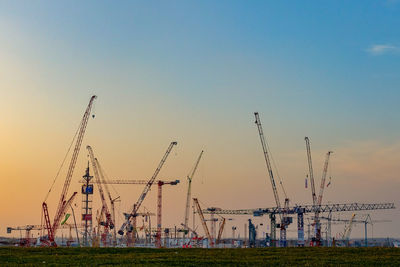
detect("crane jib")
[118,141,177,235]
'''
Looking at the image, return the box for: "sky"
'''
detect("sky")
[0,0,399,240]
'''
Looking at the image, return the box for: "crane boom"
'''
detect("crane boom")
[184,150,204,230]
[254,112,281,210]
[193,198,213,246]
[87,146,114,230]
[96,159,114,206]
[96,158,118,245]
[118,141,177,235]
[216,217,226,244]
[44,95,96,241]
[344,213,356,241]
[317,151,333,206]
[305,137,317,205]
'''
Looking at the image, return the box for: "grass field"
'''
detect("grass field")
[1,247,400,266]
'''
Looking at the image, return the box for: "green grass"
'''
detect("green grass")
[0,247,399,266]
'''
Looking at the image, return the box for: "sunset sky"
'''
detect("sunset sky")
[1,1,399,239]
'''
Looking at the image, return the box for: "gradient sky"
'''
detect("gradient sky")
[1,0,400,240]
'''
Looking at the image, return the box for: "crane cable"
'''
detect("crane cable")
[43,120,81,202]
[265,139,288,199]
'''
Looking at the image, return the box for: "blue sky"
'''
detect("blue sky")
[2,0,399,144]
[0,1,399,238]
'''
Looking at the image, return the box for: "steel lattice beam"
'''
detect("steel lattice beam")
[202,202,395,216]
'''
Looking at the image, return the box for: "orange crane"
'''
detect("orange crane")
[87,145,114,246]
[118,142,177,237]
[183,151,204,233]
[193,198,213,247]
[42,95,96,246]
[216,217,226,244]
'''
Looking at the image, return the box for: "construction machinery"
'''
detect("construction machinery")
[193,198,213,247]
[342,213,356,246]
[320,214,391,247]
[41,95,96,246]
[183,151,204,235]
[305,137,333,246]
[118,142,178,238]
[156,180,180,248]
[81,177,179,246]
[313,151,333,246]
[7,225,39,247]
[95,159,120,246]
[216,217,226,244]
[248,219,257,248]
[254,112,290,247]
[305,137,317,206]
[87,146,114,247]
[203,202,395,246]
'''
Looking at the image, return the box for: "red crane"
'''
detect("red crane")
[42,95,96,246]
[156,180,179,248]
[118,142,177,236]
[193,198,213,247]
[89,178,179,247]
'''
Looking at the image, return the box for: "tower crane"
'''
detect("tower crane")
[193,198,213,247]
[156,180,180,248]
[7,225,39,247]
[86,178,179,247]
[314,151,333,246]
[254,112,290,247]
[184,151,204,233]
[87,146,114,246]
[42,95,96,246]
[118,141,177,236]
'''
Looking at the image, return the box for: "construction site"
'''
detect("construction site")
[5,95,396,249]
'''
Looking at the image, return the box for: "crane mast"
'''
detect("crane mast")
[184,150,204,230]
[305,137,317,205]
[118,141,177,235]
[254,112,281,210]
[42,95,96,244]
